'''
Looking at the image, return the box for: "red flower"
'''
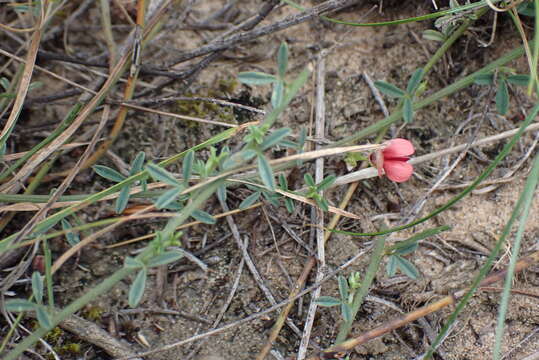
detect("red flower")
[370,138,415,183]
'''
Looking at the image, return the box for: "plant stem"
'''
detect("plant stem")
[3,179,220,360]
[334,46,524,146]
[335,234,387,344]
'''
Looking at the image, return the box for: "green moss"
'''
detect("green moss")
[82,305,104,322]
[175,76,241,127]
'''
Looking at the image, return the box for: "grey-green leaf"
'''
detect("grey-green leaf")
[154,187,181,209]
[146,163,182,186]
[506,74,530,86]
[217,184,227,203]
[115,186,130,214]
[403,97,413,123]
[32,272,43,304]
[130,151,146,175]
[5,299,37,312]
[395,256,420,279]
[271,80,284,108]
[422,29,445,42]
[257,155,276,191]
[36,306,53,330]
[338,275,349,301]
[129,268,147,307]
[238,71,277,85]
[387,255,397,277]
[474,73,494,85]
[304,173,315,187]
[406,68,424,93]
[496,79,509,115]
[341,302,352,323]
[93,165,126,183]
[182,150,194,183]
[374,80,406,98]
[261,128,291,150]
[317,175,336,192]
[147,250,184,267]
[124,256,145,269]
[61,218,79,246]
[277,42,288,78]
[315,296,342,307]
[239,191,261,209]
[191,209,217,224]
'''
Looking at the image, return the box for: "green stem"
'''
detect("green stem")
[423,103,539,358]
[3,177,220,360]
[335,234,387,344]
[493,154,539,360]
[334,46,524,147]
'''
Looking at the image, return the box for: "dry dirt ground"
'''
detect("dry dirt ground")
[3,1,539,360]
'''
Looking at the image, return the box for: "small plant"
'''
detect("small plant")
[93,151,147,214]
[303,173,336,212]
[474,69,530,115]
[374,68,424,123]
[238,41,290,108]
[385,225,451,279]
[315,273,362,323]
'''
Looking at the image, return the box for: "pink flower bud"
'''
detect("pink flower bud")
[370,138,415,183]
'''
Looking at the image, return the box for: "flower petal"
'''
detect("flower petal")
[382,138,415,159]
[383,160,413,183]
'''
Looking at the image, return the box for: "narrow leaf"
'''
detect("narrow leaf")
[146,163,182,186]
[338,275,349,301]
[61,218,79,246]
[5,299,37,312]
[422,29,445,42]
[496,79,509,115]
[147,250,184,267]
[257,155,276,191]
[36,306,53,330]
[129,268,147,307]
[304,173,315,187]
[315,296,341,307]
[506,74,530,86]
[154,187,181,209]
[238,71,277,85]
[32,272,43,304]
[271,80,284,108]
[182,150,194,183]
[374,80,406,98]
[474,73,494,85]
[93,165,125,183]
[261,128,291,150]
[317,175,336,192]
[386,255,397,277]
[403,97,414,123]
[217,184,227,203]
[124,256,144,269]
[341,302,352,323]
[191,209,217,224]
[395,256,420,279]
[239,191,261,209]
[115,186,130,214]
[277,42,289,78]
[406,68,424,93]
[284,198,295,213]
[130,151,146,175]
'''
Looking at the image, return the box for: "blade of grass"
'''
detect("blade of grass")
[493,154,539,360]
[423,151,539,359]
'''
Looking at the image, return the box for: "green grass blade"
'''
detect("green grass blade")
[493,154,539,360]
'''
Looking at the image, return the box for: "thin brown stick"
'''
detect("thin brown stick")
[319,250,539,359]
[166,0,359,66]
[117,249,368,359]
[256,257,316,360]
